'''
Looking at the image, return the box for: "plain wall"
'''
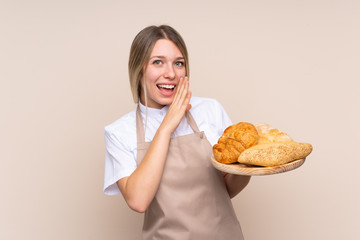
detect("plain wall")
[1,0,359,239]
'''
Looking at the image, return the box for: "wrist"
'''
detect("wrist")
[157,125,173,138]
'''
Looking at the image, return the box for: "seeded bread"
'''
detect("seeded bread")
[238,142,313,167]
[237,123,313,167]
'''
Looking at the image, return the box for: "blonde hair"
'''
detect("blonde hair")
[128,25,190,104]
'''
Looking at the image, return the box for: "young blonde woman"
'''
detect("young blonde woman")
[104,25,250,240]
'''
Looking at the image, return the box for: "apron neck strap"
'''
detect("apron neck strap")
[136,105,200,142]
[185,111,200,133]
[136,105,145,142]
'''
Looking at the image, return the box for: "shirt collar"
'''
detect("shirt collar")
[138,101,169,116]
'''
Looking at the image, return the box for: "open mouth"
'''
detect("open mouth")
[157,84,176,91]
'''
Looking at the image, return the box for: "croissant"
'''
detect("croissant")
[213,122,259,164]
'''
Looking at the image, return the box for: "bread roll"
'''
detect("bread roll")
[213,122,259,164]
[255,123,293,144]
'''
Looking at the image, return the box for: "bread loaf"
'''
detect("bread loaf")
[238,142,313,167]
[237,123,313,167]
[213,122,259,164]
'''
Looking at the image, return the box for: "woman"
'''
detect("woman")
[104,25,250,239]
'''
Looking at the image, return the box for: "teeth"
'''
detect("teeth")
[158,84,175,89]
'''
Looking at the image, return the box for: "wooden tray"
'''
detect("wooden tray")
[211,154,305,176]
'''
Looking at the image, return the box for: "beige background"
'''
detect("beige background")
[1,0,359,239]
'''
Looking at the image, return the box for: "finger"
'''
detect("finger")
[178,77,188,99]
[184,91,192,112]
[177,77,189,105]
[178,89,191,113]
[170,77,189,113]
[185,93,192,111]
[172,79,187,110]
[172,77,184,104]
[186,104,192,112]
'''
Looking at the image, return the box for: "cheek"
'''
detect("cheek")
[177,68,186,77]
[144,68,161,82]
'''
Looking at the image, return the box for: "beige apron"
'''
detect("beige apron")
[136,106,244,240]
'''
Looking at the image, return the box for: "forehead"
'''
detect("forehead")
[150,39,183,57]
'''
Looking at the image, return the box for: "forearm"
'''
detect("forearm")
[223,173,251,199]
[118,77,191,213]
[118,126,172,212]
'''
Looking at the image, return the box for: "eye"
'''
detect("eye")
[153,60,162,65]
[175,61,184,67]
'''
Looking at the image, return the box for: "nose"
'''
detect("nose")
[163,64,175,79]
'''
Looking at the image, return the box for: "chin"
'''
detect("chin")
[160,99,173,106]
[157,96,174,106]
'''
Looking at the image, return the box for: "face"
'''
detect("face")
[140,39,186,109]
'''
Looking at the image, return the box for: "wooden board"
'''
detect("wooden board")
[211,154,305,176]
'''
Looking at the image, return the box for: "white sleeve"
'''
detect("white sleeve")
[103,129,137,195]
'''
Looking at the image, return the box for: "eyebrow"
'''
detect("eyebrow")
[150,56,184,60]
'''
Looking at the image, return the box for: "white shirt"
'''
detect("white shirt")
[103,96,232,195]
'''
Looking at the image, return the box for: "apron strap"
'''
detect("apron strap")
[136,105,200,143]
[136,105,145,142]
[185,111,200,133]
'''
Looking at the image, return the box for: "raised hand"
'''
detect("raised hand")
[160,77,192,134]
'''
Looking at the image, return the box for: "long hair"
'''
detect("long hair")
[128,25,190,104]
